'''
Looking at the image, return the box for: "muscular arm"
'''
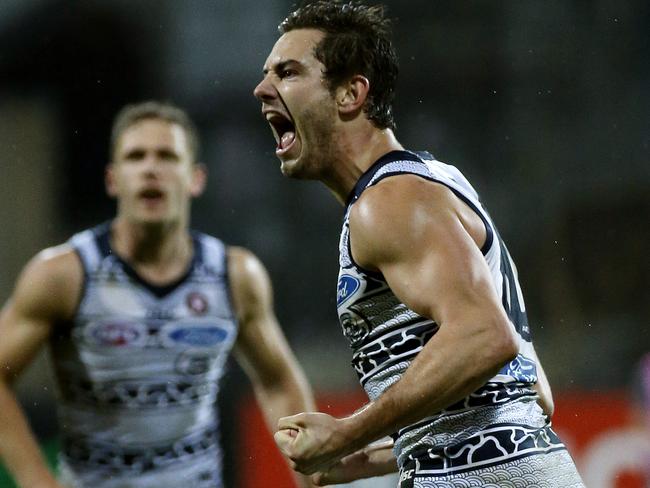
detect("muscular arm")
[277,176,519,474]
[0,246,81,488]
[229,247,317,487]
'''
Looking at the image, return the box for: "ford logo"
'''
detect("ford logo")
[337,275,360,306]
[169,326,228,346]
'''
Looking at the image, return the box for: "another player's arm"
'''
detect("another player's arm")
[0,246,81,488]
[277,176,519,474]
[531,346,554,418]
[312,439,396,486]
[229,247,317,488]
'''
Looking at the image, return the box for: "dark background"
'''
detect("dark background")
[1,1,648,486]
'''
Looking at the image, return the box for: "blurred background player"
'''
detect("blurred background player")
[0,101,316,488]
[254,1,584,486]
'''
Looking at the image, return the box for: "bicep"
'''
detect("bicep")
[387,222,497,324]
[0,249,81,380]
[352,180,505,327]
[0,302,52,381]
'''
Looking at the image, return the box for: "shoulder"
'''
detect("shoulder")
[12,243,83,321]
[227,246,269,283]
[349,175,461,265]
[227,247,272,316]
[22,243,82,287]
[351,174,455,227]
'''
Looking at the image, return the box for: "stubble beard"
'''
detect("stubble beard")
[284,103,338,182]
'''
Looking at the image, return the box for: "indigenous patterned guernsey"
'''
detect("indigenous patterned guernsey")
[50,224,237,488]
[337,151,584,486]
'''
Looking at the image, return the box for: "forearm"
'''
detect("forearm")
[253,373,316,429]
[342,322,516,454]
[0,380,59,488]
[254,375,317,488]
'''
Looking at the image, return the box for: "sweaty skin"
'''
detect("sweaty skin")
[256,27,556,484]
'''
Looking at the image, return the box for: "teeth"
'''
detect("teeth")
[266,111,286,121]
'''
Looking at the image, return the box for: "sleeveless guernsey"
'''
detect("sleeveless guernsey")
[50,224,237,488]
[337,151,584,486]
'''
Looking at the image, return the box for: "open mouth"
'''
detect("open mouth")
[266,112,296,156]
[138,188,165,203]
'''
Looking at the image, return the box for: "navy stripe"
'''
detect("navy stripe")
[93,221,113,258]
[394,388,538,438]
[413,446,568,478]
[402,424,566,476]
[93,221,201,299]
[497,236,531,340]
[355,317,434,350]
[345,150,422,206]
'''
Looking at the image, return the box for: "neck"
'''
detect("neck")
[321,124,403,205]
[111,217,191,266]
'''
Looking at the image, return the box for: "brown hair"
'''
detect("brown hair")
[110,101,200,162]
[280,1,398,130]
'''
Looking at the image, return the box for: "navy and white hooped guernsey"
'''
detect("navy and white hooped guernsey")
[337,151,584,486]
[50,224,237,488]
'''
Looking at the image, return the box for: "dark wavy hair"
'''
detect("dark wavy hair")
[280,1,398,130]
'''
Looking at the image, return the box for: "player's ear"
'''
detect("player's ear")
[190,162,208,197]
[336,75,370,116]
[105,163,117,198]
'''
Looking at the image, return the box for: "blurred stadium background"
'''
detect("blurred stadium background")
[1,0,648,486]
